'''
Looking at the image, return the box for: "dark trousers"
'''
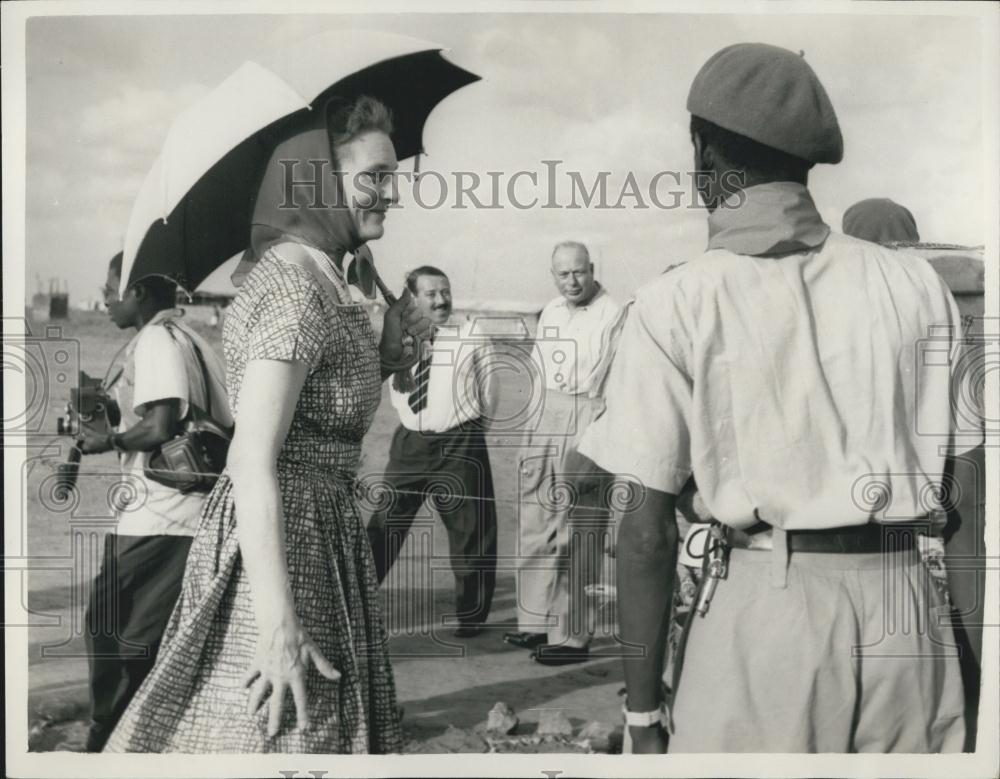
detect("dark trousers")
[84,533,192,752]
[367,423,498,627]
[944,445,986,751]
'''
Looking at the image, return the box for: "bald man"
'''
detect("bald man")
[505,241,621,665]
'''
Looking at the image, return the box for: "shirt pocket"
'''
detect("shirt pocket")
[517,454,551,498]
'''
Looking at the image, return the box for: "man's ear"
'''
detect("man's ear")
[692,131,714,172]
[129,283,146,303]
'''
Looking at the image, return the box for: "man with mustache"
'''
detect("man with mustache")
[366,266,499,638]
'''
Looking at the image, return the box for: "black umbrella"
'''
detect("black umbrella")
[121,32,480,292]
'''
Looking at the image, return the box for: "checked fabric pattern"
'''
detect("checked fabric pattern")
[105,247,402,753]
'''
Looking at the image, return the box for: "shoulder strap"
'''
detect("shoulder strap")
[100,334,135,391]
[159,319,214,421]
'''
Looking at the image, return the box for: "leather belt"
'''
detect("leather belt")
[734,520,926,554]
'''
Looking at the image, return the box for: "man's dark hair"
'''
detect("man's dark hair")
[132,274,178,309]
[108,252,123,277]
[690,115,811,179]
[405,265,449,294]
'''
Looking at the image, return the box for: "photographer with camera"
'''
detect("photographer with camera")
[78,253,232,752]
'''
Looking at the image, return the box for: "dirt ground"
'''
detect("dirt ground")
[18,309,627,753]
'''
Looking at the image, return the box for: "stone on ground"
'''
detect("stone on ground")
[535,709,574,737]
[424,725,488,753]
[485,701,518,735]
[578,719,622,753]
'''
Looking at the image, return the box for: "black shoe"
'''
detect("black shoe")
[503,631,547,649]
[453,624,483,638]
[531,644,590,666]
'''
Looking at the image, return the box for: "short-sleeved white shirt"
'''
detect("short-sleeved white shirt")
[535,286,621,396]
[579,182,980,531]
[111,309,231,536]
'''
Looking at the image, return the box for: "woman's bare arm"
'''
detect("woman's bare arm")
[228,359,339,736]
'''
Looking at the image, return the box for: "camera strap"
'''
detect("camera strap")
[159,318,223,428]
[100,338,133,393]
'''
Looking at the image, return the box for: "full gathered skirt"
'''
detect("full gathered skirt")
[104,464,402,753]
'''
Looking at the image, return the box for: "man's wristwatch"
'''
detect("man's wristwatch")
[622,702,668,729]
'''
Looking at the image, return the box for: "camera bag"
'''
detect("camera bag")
[145,321,232,493]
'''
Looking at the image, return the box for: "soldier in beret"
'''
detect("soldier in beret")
[842,197,921,243]
[579,43,977,752]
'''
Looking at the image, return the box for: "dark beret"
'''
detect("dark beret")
[687,43,843,165]
[842,198,920,243]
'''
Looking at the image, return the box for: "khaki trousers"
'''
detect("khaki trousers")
[515,391,611,646]
[668,546,965,752]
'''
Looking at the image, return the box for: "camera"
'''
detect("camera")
[52,371,121,502]
[56,371,121,438]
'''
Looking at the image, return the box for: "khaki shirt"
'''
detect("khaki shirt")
[579,182,979,531]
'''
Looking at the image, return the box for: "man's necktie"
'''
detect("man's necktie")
[407,338,433,413]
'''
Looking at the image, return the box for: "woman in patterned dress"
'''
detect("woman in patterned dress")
[105,97,429,753]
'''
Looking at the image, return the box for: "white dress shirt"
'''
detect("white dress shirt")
[390,319,500,433]
[580,182,981,532]
[534,285,621,396]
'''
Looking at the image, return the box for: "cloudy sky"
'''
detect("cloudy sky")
[22,8,990,307]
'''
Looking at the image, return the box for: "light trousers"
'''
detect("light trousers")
[668,546,965,752]
[516,391,611,646]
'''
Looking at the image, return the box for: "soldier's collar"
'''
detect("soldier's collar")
[706,182,830,257]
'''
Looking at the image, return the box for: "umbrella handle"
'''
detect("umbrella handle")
[373,273,397,305]
[372,270,417,393]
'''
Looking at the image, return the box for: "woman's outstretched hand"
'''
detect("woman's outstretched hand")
[379,287,431,372]
[241,619,341,737]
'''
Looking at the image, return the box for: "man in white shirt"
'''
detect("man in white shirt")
[366,266,499,639]
[503,241,621,664]
[78,254,232,751]
[580,43,978,753]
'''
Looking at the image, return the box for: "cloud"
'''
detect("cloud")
[78,82,208,152]
[26,80,210,296]
[20,12,991,306]
[467,19,632,121]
